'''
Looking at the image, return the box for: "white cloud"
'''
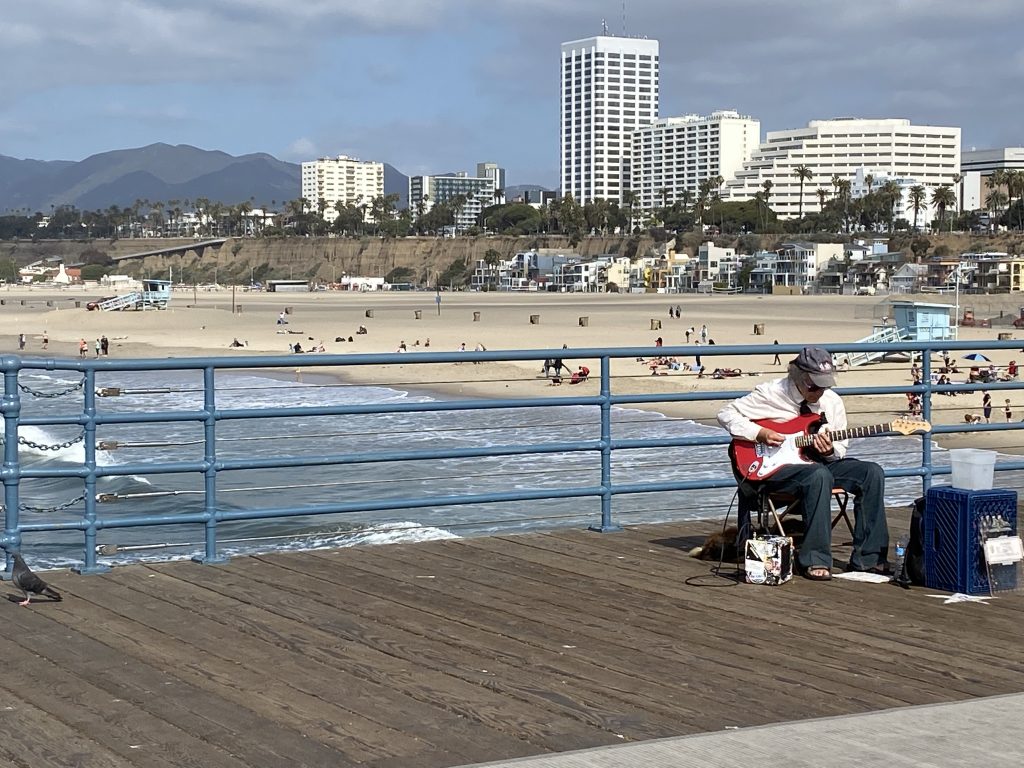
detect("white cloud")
[282,137,318,162]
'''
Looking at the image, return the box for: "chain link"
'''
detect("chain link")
[18,377,86,399]
[18,432,86,452]
[18,493,87,514]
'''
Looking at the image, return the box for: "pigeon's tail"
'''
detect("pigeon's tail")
[42,587,62,602]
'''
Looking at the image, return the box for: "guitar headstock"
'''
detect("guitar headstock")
[890,417,931,435]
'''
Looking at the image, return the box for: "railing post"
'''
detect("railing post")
[921,349,933,493]
[590,353,621,533]
[1,358,22,577]
[76,367,109,574]
[195,365,227,563]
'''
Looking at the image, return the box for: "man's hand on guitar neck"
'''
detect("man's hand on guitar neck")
[810,429,835,457]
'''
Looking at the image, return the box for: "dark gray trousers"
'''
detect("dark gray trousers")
[752,458,889,570]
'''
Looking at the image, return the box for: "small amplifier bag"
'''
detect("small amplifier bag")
[745,535,793,585]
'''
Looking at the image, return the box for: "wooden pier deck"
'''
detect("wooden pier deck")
[3,511,1024,768]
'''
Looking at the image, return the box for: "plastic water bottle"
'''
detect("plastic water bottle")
[892,536,911,589]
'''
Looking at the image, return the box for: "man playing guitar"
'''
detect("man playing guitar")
[717,346,891,582]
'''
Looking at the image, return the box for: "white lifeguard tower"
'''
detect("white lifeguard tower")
[842,300,953,368]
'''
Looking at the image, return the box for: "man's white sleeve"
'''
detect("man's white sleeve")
[717,388,771,442]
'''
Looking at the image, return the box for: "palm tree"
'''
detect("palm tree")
[952,173,964,217]
[815,188,829,212]
[761,179,773,211]
[907,185,927,231]
[864,174,875,194]
[792,165,812,221]
[987,189,1008,228]
[836,179,852,233]
[931,185,957,233]
[1005,170,1021,229]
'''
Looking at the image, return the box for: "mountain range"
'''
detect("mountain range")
[0,144,550,215]
[0,144,412,214]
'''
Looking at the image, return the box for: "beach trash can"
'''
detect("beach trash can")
[284,306,293,315]
[579,316,589,327]
[924,486,1018,594]
[414,310,422,320]
[74,301,81,308]
[650,319,662,330]
[365,309,374,318]
[473,311,481,322]
[754,323,765,335]
[530,314,540,324]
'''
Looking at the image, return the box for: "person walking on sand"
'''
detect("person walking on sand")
[772,339,781,365]
[1005,399,1013,423]
[101,335,109,356]
[982,391,992,423]
[78,339,88,358]
[94,338,101,357]
[700,324,708,343]
[18,333,26,351]
[42,332,48,350]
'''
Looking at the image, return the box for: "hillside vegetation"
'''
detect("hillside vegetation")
[2,230,1023,288]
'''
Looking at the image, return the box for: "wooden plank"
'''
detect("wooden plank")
[0,694,134,768]
[53,570,430,765]
[0,597,350,768]
[140,557,591,758]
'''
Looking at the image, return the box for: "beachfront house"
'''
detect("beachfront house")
[745,241,844,293]
[889,263,929,294]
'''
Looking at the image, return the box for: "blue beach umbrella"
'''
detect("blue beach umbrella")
[962,353,991,362]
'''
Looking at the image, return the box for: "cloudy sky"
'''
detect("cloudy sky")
[3,0,1022,187]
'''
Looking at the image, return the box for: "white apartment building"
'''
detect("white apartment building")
[476,162,506,202]
[849,168,937,229]
[410,173,496,233]
[631,111,759,212]
[723,118,961,219]
[960,148,1024,212]
[301,156,385,223]
[560,35,659,205]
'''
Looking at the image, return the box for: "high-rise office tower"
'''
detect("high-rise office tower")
[560,35,659,205]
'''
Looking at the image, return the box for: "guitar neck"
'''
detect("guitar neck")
[794,422,891,448]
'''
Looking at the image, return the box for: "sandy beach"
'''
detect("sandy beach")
[2,284,1023,455]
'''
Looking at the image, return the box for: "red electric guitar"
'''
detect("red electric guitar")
[731,413,930,481]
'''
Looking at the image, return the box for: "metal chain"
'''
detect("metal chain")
[18,377,86,398]
[18,493,86,514]
[18,432,86,451]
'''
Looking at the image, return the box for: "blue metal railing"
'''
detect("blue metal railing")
[2,339,1024,573]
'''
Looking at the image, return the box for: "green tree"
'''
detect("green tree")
[792,165,813,221]
[930,185,957,232]
[907,185,927,231]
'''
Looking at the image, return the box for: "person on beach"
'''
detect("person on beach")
[78,339,87,358]
[42,332,48,350]
[717,346,890,582]
[94,338,101,357]
[983,391,992,423]
[1005,399,1013,422]
[278,311,288,325]
[100,335,109,356]
[18,333,26,351]
[772,339,781,366]
[700,324,708,343]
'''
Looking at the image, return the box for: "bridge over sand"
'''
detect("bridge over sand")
[110,238,227,263]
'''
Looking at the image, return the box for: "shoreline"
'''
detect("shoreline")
[1,287,1021,457]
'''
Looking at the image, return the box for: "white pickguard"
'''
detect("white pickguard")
[749,434,814,479]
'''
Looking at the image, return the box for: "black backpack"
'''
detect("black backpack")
[904,497,926,585]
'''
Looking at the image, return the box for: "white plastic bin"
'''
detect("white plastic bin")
[950,448,997,490]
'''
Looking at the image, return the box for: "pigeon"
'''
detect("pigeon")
[10,553,62,606]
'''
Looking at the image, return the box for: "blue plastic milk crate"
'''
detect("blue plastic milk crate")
[924,487,1018,594]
